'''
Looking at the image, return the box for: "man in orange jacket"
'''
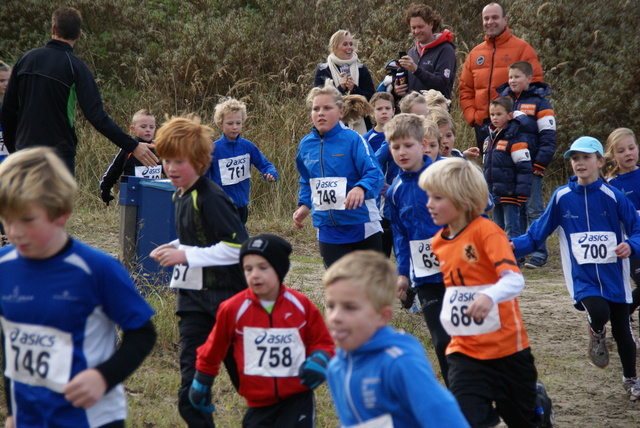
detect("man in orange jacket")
[459,3,543,152]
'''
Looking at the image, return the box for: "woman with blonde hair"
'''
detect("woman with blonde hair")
[314,30,375,101]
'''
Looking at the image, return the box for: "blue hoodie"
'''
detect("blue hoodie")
[387,156,444,285]
[296,122,383,228]
[327,326,469,428]
[512,177,640,307]
[205,133,278,208]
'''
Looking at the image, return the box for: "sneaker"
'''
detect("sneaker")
[535,381,555,427]
[588,326,609,368]
[525,257,547,269]
[623,377,640,401]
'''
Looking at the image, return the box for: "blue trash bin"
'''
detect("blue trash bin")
[119,176,176,281]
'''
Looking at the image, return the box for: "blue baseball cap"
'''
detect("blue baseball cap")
[563,136,604,159]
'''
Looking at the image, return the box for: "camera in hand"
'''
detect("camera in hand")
[395,51,408,86]
[339,63,350,77]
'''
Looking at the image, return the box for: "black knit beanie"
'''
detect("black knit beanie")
[240,234,293,284]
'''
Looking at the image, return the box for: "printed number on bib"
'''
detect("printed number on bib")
[1,317,73,393]
[134,164,162,179]
[570,231,617,265]
[243,327,305,377]
[310,177,347,211]
[409,238,440,277]
[170,245,203,290]
[440,285,501,336]
[350,414,394,428]
[219,154,250,185]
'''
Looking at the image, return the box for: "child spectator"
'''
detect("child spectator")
[0,147,156,427]
[513,136,640,401]
[205,98,278,224]
[419,157,554,427]
[323,250,469,428]
[428,107,480,159]
[423,118,442,163]
[605,128,640,323]
[385,113,451,385]
[191,234,335,427]
[398,90,429,116]
[423,89,450,111]
[150,115,249,427]
[99,109,161,205]
[0,61,10,164]
[293,81,384,267]
[363,92,395,153]
[483,97,532,239]
[363,92,395,257]
[497,61,556,269]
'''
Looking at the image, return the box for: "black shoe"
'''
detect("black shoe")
[536,381,554,427]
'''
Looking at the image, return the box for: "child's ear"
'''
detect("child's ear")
[129,125,135,133]
[53,212,71,228]
[526,75,534,84]
[421,138,428,152]
[378,305,393,326]
[507,112,514,120]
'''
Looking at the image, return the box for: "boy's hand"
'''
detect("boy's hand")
[189,371,215,413]
[63,369,107,409]
[298,350,330,389]
[150,247,187,267]
[264,173,276,182]
[615,242,632,259]
[132,142,159,167]
[344,186,364,210]
[5,416,14,428]
[466,294,494,321]
[397,275,409,301]
[293,205,310,229]
[100,188,114,206]
[462,147,480,159]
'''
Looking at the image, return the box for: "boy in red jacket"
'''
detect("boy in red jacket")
[191,234,335,427]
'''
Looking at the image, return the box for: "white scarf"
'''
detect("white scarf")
[327,53,360,91]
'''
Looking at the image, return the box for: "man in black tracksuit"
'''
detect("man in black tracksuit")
[0,6,157,174]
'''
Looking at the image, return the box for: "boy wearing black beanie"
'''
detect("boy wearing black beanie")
[190,234,335,427]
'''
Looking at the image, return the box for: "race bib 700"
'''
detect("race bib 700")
[569,231,617,265]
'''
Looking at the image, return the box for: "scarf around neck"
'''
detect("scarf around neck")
[327,52,360,91]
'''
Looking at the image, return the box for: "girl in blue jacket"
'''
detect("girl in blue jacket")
[293,81,384,267]
[512,136,640,401]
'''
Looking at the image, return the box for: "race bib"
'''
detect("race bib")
[349,414,394,428]
[569,231,617,265]
[243,327,305,377]
[409,238,440,278]
[440,285,501,336]
[1,317,73,393]
[169,245,203,290]
[219,154,250,185]
[310,177,347,211]
[134,164,162,179]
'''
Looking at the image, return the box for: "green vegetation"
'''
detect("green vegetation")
[1,0,639,425]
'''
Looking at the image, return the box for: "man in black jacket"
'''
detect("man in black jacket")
[0,6,157,175]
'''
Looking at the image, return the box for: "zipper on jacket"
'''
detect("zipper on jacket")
[267,306,281,401]
[487,41,496,119]
[583,187,605,295]
[320,135,338,226]
[345,353,364,423]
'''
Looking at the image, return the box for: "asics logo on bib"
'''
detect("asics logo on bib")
[448,289,477,304]
[315,180,340,189]
[577,233,609,243]
[254,331,293,345]
[9,328,55,347]
[225,157,248,168]
[418,242,431,252]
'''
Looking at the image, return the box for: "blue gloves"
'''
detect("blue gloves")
[298,350,331,389]
[189,370,216,413]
